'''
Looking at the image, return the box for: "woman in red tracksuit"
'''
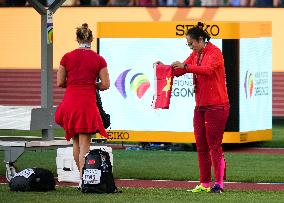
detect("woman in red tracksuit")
[172,22,230,193]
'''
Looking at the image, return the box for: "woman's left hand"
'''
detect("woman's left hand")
[171,61,185,69]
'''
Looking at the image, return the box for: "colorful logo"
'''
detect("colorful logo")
[47,11,53,44]
[47,24,53,44]
[244,70,254,98]
[115,69,150,99]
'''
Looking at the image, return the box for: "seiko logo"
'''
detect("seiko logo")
[176,24,220,37]
[107,131,130,140]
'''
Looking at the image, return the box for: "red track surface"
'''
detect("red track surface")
[2,177,283,191]
[115,179,284,191]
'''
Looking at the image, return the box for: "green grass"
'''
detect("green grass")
[0,185,284,203]
[1,150,284,183]
[0,128,65,137]
[116,150,284,183]
[249,124,284,148]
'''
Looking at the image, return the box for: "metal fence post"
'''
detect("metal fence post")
[27,0,65,140]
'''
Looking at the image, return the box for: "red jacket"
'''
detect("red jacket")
[173,42,229,107]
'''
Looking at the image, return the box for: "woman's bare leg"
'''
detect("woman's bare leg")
[72,134,80,171]
[78,133,92,177]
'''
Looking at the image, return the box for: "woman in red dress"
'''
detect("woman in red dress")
[55,23,110,182]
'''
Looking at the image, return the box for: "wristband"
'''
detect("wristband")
[184,64,188,71]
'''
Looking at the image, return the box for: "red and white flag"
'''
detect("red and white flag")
[152,64,173,109]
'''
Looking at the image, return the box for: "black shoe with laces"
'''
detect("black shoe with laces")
[211,184,224,193]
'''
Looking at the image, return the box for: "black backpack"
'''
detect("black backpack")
[96,90,110,129]
[9,167,55,192]
[81,148,118,193]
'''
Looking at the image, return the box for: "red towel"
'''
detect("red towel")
[152,64,174,109]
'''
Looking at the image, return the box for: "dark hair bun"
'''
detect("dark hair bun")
[82,23,88,28]
[76,23,93,43]
[197,22,204,29]
[186,21,211,42]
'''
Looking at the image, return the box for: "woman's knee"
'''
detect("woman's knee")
[209,144,223,155]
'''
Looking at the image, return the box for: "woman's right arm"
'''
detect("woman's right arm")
[97,67,110,91]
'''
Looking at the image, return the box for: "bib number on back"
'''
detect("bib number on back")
[83,169,101,184]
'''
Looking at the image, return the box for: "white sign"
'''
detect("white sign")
[83,169,101,184]
[47,10,53,24]
[14,168,35,179]
[99,38,222,132]
[239,38,272,131]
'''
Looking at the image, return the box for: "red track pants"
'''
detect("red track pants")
[193,104,230,184]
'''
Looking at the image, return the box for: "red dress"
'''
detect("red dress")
[55,49,109,141]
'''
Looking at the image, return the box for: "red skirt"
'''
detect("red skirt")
[55,85,108,141]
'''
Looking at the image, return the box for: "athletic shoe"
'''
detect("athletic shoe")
[211,184,224,193]
[187,184,211,193]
